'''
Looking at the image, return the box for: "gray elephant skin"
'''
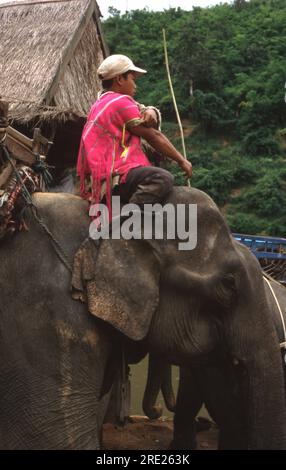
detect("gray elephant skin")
[143,274,286,449]
[169,276,286,450]
[0,187,285,449]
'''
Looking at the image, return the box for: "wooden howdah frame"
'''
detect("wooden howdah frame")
[0,99,52,189]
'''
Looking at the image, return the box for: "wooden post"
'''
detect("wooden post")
[32,127,52,159]
[0,100,15,189]
[0,100,9,143]
[32,128,44,189]
[32,128,42,156]
[0,100,9,127]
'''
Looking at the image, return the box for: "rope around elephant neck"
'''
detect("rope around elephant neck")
[1,144,73,273]
[263,276,286,351]
[30,205,73,273]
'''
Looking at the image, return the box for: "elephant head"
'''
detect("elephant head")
[144,276,286,450]
[87,186,286,449]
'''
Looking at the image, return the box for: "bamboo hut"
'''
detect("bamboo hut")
[0,0,108,182]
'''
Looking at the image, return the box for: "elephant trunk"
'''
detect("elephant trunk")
[143,354,163,419]
[241,344,286,449]
[229,273,286,449]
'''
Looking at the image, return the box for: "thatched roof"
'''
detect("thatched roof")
[0,0,108,123]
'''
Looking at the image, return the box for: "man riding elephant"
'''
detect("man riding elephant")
[77,54,193,218]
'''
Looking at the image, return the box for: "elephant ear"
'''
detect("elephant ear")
[86,239,160,341]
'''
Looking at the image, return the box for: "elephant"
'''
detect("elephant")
[0,186,285,449]
[143,275,286,449]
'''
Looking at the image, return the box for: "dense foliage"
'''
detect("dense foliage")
[103,0,286,236]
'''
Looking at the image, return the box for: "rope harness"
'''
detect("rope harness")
[0,142,73,273]
[263,275,286,363]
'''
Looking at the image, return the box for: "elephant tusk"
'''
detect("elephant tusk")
[280,342,286,349]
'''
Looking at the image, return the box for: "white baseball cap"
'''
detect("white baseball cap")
[97,54,147,80]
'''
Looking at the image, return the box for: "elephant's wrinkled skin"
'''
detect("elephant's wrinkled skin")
[0,187,285,449]
[170,276,286,450]
[144,276,286,449]
[0,193,113,449]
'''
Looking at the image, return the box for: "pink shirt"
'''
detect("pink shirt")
[77,92,151,206]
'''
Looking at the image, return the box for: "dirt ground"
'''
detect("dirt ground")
[102,416,218,450]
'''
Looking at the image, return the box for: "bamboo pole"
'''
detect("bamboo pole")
[162,29,190,188]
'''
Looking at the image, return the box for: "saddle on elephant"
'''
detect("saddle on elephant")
[0,100,52,240]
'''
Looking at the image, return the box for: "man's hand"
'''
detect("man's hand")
[141,108,158,128]
[180,159,193,178]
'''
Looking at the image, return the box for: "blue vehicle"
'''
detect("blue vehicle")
[233,233,286,284]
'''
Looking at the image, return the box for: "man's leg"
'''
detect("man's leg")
[119,166,174,205]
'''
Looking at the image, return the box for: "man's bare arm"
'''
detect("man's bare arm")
[129,125,192,178]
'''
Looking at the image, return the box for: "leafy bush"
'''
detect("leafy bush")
[227,212,267,235]
[190,91,234,132]
[239,173,286,218]
[192,166,236,206]
[242,128,280,156]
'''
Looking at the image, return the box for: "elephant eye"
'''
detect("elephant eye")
[222,274,237,291]
[215,274,237,307]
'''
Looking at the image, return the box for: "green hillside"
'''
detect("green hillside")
[103,0,286,236]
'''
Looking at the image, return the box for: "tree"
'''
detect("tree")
[233,0,248,11]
